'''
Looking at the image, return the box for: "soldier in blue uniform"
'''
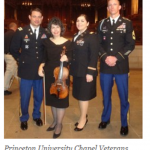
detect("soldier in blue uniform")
[97,0,135,135]
[10,8,47,130]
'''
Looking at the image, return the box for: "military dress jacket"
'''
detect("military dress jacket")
[10,25,47,80]
[70,30,99,77]
[97,16,136,74]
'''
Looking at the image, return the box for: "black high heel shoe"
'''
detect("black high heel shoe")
[74,114,88,126]
[53,132,61,138]
[46,124,56,131]
[74,119,88,131]
[53,125,63,139]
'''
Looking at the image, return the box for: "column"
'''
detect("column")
[14,9,17,20]
[95,8,98,23]
[4,2,5,19]
[131,0,138,15]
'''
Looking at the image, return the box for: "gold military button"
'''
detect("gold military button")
[37,57,39,59]
[110,49,113,51]
[111,31,113,34]
[110,43,113,45]
[36,52,38,54]
[36,47,38,49]
[22,61,25,63]
[110,37,113,39]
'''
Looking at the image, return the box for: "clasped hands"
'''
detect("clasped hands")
[105,56,117,67]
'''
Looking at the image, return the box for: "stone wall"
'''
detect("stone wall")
[129,45,142,69]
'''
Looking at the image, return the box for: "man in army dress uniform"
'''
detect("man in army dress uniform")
[97,0,135,135]
[10,8,47,130]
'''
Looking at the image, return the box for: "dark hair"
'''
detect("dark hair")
[30,8,42,15]
[47,17,65,36]
[77,14,89,23]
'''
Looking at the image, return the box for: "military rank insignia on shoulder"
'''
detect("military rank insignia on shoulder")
[132,30,136,40]
[18,27,23,31]
[122,17,131,21]
[45,28,48,32]
[99,18,107,31]
[100,17,107,23]
[89,32,94,34]
[74,33,78,36]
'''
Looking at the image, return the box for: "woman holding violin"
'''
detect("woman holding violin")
[70,14,99,131]
[38,17,72,138]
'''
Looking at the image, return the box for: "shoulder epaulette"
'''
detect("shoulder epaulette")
[99,17,107,23]
[45,28,48,32]
[89,32,94,34]
[99,18,107,31]
[74,33,78,36]
[18,27,23,31]
[122,17,131,21]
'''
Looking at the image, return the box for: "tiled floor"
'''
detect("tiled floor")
[4,69,142,139]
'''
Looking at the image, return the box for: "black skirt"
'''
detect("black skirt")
[72,76,96,100]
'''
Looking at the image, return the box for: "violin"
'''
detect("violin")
[50,46,69,99]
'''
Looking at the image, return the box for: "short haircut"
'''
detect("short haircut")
[8,22,17,29]
[30,8,42,15]
[47,17,65,36]
[77,14,89,22]
[107,0,120,5]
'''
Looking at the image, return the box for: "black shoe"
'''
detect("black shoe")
[120,126,128,136]
[74,114,88,126]
[74,122,79,126]
[53,125,62,139]
[33,118,43,126]
[53,132,61,139]
[46,125,56,131]
[74,119,88,131]
[98,120,110,129]
[21,121,28,130]
[4,90,12,95]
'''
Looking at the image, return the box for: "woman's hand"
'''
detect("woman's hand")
[38,63,45,77]
[60,54,68,62]
[86,74,93,82]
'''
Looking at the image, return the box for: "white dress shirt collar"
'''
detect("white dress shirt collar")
[30,24,40,39]
[110,15,120,24]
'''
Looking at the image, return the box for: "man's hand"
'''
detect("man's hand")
[105,56,117,66]
[38,63,45,77]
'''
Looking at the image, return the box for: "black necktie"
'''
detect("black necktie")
[112,19,115,26]
[34,29,36,39]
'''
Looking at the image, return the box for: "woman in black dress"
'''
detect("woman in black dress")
[70,14,99,131]
[38,17,72,138]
